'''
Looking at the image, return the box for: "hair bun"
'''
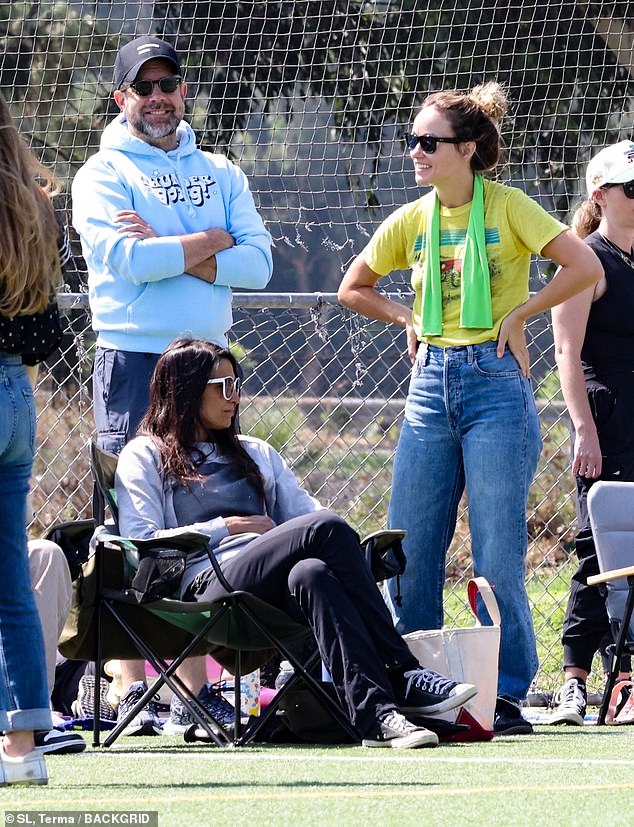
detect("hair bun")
[469,82,509,122]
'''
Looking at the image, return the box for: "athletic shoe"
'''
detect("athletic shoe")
[0,743,47,786]
[163,681,243,735]
[398,667,478,715]
[71,674,117,721]
[549,678,587,726]
[34,729,86,755]
[116,681,163,736]
[362,711,439,749]
[613,683,634,725]
[493,695,533,735]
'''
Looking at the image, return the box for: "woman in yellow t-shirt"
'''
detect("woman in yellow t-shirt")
[338,82,602,736]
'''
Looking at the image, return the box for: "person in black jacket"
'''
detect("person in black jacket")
[0,92,65,785]
[551,140,634,725]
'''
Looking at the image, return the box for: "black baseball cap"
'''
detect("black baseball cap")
[113,36,181,90]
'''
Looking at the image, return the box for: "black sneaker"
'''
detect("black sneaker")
[34,729,86,755]
[549,678,587,726]
[398,667,478,715]
[362,711,439,749]
[116,681,163,736]
[494,695,533,735]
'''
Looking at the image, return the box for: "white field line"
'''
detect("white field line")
[78,752,634,767]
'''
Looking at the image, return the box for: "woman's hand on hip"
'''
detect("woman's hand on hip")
[406,323,419,364]
[225,515,276,535]
[497,308,530,378]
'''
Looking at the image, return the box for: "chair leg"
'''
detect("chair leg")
[236,603,360,744]
[99,601,232,747]
[233,649,242,745]
[598,578,634,725]
[93,599,104,747]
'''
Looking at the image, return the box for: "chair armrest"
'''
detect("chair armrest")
[587,564,634,586]
[360,529,407,550]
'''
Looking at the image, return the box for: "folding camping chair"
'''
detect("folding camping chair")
[81,440,406,747]
[586,480,634,725]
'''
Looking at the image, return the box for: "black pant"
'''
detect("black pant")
[185,511,417,736]
[562,371,634,674]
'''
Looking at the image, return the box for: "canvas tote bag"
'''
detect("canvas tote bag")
[403,576,501,741]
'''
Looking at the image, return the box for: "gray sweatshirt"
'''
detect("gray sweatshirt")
[115,434,323,594]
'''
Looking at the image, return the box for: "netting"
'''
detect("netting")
[3,1,634,699]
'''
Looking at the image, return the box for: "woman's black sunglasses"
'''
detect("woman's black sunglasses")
[403,133,462,153]
[603,180,634,199]
[126,76,182,97]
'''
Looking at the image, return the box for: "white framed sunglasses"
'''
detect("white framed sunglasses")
[206,376,242,400]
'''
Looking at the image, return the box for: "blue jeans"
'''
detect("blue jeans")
[0,353,51,732]
[387,342,541,700]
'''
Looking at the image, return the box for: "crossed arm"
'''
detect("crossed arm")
[115,210,235,283]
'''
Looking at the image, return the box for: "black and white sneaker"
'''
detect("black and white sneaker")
[494,695,533,735]
[398,667,477,715]
[71,675,117,721]
[34,729,86,755]
[549,678,587,726]
[362,711,439,749]
[116,681,163,736]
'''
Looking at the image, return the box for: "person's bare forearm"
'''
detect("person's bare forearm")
[181,228,235,275]
[186,257,217,283]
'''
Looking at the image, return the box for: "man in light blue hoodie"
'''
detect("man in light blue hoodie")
[72,35,272,456]
[71,35,272,738]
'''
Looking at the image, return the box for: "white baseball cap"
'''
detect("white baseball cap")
[586,140,634,195]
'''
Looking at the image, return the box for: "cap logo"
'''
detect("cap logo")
[137,44,163,56]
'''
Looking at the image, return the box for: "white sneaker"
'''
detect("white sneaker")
[362,711,439,749]
[0,743,48,786]
[549,678,587,726]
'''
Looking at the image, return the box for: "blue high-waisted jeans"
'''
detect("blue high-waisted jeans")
[0,353,51,732]
[387,341,541,700]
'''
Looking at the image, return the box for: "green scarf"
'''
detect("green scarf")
[421,174,493,337]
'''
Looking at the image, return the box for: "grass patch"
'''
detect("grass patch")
[3,730,634,825]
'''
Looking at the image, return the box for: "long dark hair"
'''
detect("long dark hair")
[139,338,265,497]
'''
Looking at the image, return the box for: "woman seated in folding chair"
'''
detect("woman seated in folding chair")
[115,338,477,749]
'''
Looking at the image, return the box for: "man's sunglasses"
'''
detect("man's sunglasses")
[125,76,182,97]
[602,180,634,199]
[206,376,242,400]
[403,133,462,153]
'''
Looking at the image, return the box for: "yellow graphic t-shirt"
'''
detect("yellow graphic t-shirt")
[361,178,567,346]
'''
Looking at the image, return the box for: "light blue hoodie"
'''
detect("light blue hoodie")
[72,115,273,353]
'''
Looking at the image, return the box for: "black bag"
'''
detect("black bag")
[129,545,188,602]
[45,518,96,582]
[366,533,407,581]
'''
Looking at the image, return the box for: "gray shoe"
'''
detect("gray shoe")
[117,681,163,736]
[549,678,587,726]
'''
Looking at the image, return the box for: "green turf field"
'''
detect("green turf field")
[3,727,633,826]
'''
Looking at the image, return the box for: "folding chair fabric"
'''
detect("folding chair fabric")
[587,480,634,725]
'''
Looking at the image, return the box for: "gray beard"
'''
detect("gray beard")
[128,112,180,140]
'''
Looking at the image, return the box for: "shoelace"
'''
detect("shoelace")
[382,712,414,734]
[405,668,455,696]
[199,682,236,724]
[554,680,585,710]
[119,684,161,715]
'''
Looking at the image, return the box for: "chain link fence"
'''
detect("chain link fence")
[32,291,594,700]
